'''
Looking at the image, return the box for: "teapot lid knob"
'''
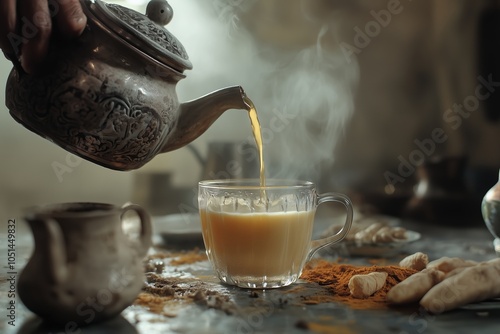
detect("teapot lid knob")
[146,0,173,26]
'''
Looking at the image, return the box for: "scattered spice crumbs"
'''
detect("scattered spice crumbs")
[299,259,417,310]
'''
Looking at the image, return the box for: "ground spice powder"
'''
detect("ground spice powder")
[169,250,207,266]
[299,259,417,310]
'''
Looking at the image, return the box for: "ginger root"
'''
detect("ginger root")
[354,223,409,243]
[386,268,444,304]
[372,226,408,243]
[426,257,477,273]
[420,260,500,313]
[323,219,409,244]
[349,271,388,299]
[390,227,408,240]
[399,252,429,271]
[370,226,393,243]
[354,223,385,243]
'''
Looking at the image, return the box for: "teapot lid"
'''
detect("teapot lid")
[87,0,192,72]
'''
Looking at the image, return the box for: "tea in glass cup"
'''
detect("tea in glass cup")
[198,179,353,289]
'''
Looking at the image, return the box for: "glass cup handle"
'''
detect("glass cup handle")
[308,192,353,261]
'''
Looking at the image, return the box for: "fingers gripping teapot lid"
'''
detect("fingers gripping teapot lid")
[86,0,192,72]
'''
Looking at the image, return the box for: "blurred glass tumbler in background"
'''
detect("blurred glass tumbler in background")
[481,169,500,257]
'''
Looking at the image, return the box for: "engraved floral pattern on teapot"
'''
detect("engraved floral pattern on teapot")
[106,3,189,61]
[7,58,175,168]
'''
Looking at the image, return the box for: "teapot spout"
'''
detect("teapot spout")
[161,86,249,152]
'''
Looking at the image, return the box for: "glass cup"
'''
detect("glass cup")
[198,179,353,288]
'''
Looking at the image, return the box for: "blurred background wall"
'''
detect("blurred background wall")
[1,0,500,221]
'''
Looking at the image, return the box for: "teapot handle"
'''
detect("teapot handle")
[121,203,152,257]
[41,218,68,285]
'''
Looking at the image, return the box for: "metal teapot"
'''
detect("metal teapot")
[5,0,248,171]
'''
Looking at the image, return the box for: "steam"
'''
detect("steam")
[167,0,359,182]
[265,26,359,180]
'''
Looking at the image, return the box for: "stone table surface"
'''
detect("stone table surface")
[0,214,499,334]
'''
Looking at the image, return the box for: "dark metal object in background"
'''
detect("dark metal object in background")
[403,156,480,225]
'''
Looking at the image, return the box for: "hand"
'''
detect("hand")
[0,0,87,74]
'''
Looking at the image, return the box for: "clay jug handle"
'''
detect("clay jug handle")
[42,218,68,285]
[121,203,152,257]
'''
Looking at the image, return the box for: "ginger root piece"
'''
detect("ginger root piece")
[420,260,500,313]
[399,252,429,271]
[349,271,388,299]
[426,257,477,273]
[443,266,469,279]
[371,226,393,243]
[372,226,408,243]
[386,268,444,304]
[354,223,385,243]
[485,258,500,265]
[390,227,408,240]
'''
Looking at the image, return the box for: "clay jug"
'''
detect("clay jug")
[18,202,152,326]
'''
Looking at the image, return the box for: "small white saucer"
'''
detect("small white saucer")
[152,213,203,243]
[344,230,421,257]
